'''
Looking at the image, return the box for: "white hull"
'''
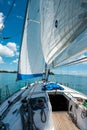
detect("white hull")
[0,81,87,130]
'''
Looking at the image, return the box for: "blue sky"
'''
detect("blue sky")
[0,0,27,71]
[0,0,87,76]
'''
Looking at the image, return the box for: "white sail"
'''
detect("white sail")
[53,33,87,67]
[40,0,87,66]
[17,0,44,80]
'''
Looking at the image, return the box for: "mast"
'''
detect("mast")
[45,63,49,82]
[42,63,50,82]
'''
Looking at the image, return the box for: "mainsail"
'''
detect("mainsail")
[17,0,44,80]
[40,0,87,67]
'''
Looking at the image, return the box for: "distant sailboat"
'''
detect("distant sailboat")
[0,0,87,130]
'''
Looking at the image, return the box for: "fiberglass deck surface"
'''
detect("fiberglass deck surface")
[52,112,79,130]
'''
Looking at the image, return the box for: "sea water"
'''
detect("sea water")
[0,72,87,103]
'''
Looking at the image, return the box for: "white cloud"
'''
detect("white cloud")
[7,42,17,51]
[0,12,4,30]
[0,42,18,57]
[13,58,18,64]
[0,56,4,64]
[0,44,14,57]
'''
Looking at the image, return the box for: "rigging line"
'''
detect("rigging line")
[4,0,15,25]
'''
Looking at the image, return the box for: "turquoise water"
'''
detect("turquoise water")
[0,73,87,102]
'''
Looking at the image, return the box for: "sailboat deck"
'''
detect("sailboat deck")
[52,112,79,130]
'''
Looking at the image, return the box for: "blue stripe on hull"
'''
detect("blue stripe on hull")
[17,73,43,80]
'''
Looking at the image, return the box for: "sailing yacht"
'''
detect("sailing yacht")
[0,0,87,130]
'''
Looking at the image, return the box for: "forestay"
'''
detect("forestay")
[40,0,87,67]
[17,0,44,80]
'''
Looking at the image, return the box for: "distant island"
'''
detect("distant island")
[0,70,54,74]
[48,71,54,75]
[0,70,17,73]
[43,70,54,75]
